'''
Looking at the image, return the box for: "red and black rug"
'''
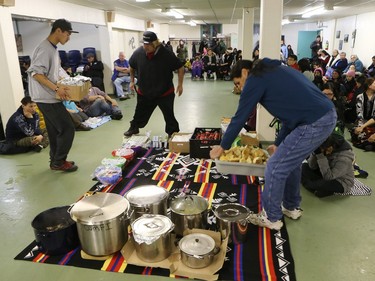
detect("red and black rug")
[15,148,296,281]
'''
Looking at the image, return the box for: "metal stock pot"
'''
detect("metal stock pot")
[125,185,169,219]
[170,195,208,236]
[70,193,131,256]
[179,233,217,269]
[132,214,174,262]
[213,203,251,244]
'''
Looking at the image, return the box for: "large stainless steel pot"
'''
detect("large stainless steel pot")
[170,195,208,236]
[179,233,217,269]
[132,214,174,262]
[70,193,131,256]
[125,185,169,219]
[213,203,251,244]
[31,206,79,255]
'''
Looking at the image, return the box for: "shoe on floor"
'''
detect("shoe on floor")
[33,144,43,152]
[119,95,130,101]
[124,127,139,137]
[282,206,303,220]
[76,124,91,131]
[50,161,78,172]
[248,210,283,230]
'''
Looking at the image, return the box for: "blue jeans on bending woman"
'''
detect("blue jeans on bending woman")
[263,108,337,221]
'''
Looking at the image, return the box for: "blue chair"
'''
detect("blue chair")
[82,47,96,64]
[68,50,82,72]
[58,50,68,68]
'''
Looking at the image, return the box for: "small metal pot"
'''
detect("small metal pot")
[170,195,208,236]
[179,233,217,269]
[213,203,251,244]
[125,185,169,220]
[31,206,79,255]
[132,214,174,262]
[70,193,131,256]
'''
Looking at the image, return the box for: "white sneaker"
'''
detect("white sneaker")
[282,206,303,220]
[248,210,283,231]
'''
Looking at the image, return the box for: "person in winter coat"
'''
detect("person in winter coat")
[82,53,105,91]
[301,132,354,197]
[5,96,49,152]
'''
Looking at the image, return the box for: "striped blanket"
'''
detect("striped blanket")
[15,148,296,281]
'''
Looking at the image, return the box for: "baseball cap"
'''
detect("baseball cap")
[52,19,79,33]
[142,31,158,44]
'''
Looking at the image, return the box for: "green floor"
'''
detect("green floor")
[1,76,374,281]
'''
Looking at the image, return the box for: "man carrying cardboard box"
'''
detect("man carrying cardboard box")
[27,19,79,172]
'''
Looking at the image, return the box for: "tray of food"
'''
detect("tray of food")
[215,145,268,177]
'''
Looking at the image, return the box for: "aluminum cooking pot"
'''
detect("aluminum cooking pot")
[179,233,218,269]
[70,193,131,256]
[31,205,79,255]
[132,214,174,262]
[125,185,169,220]
[213,203,252,244]
[170,195,208,236]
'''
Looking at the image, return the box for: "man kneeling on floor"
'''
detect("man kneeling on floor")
[4,96,49,153]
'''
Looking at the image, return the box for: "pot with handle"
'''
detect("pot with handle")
[31,205,79,255]
[70,193,131,256]
[170,195,208,236]
[179,233,219,268]
[212,203,252,244]
[125,185,169,220]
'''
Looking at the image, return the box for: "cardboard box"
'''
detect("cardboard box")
[240,131,260,147]
[169,133,192,153]
[121,229,227,281]
[190,128,222,159]
[56,81,91,101]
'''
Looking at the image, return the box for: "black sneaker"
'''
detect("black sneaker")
[33,145,43,152]
[76,124,91,131]
[124,127,140,137]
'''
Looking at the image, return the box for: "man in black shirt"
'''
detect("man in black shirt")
[124,31,184,137]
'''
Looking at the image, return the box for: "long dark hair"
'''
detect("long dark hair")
[230,58,276,80]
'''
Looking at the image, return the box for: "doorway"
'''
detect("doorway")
[297,30,320,59]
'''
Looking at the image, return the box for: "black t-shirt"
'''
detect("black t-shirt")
[129,45,183,98]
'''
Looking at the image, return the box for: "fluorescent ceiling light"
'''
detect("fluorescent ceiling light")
[281,19,290,25]
[165,10,184,19]
[136,0,150,2]
[189,21,196,26]
[302,6,327,18]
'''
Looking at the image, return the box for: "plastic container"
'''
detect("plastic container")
[215,159,266,176]
[101,157,126,168]
[93,165,122,185]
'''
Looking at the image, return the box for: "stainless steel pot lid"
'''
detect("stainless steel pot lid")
[125,185,169,206]
[132,214,173,237]
[70,193,129,224]
[170,195,208,215]
[214,203,250,222]
[179,233,215,256]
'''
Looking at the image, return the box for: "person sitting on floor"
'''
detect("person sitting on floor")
[351,77,375,148]
[82,53,105,91]
[4,96,49,153]
[79,86,123,120]
[301,132,354,197]
[62,100,91,131]
[191,55,204,80]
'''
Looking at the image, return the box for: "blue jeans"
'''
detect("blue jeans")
[85,99,112,117]
[113,76,131,97]
[263,108,337,221]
